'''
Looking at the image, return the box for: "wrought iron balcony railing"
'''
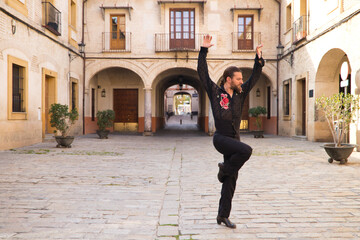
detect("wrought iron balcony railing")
[232,32,261,52]
[102,32,131,52]
[155,33,206,52]
[42,1,61,36]
[293,15,308,43]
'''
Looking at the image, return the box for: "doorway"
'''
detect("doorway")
[110,14,126,50]
[169,9,195,50]
[296,78,306,136]
[42,69,57,138]
[113,89,138,131]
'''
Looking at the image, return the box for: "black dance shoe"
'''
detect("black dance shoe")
[217,216,236,228]
[217,162,226,183]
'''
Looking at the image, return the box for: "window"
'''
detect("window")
[170,9,195,50]
[70,0,76,29]
[12,65,25,112]
[237,15,253,50]
[42,1,61,36]
[7,55,28,120]
[5,0,28,16]
[69,78,79,112]
[110,15,126,50]
[286,3,292,30]
[283,79,291,120]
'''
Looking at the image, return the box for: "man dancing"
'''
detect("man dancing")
[197,35,264,228]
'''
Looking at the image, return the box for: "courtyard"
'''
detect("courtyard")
[1,126,360,240]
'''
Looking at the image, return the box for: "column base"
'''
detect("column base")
[143,131,153,136]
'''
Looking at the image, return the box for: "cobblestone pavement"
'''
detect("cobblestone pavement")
[1,127,360,239]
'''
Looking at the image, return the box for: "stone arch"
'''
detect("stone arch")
[85,65,146,134]
[85,59,147,89]
[151,66,208,133]
[314,48,351,142]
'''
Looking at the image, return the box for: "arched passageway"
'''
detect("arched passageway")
[152,68,208,133]
[314,48,351,142]
[85,67,145,134]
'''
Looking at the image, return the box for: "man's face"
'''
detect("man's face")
[230,72,243,93]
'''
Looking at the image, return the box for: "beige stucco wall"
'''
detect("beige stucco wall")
[0,1,84,150]
[278,0,360,144]
[84,0,279,128]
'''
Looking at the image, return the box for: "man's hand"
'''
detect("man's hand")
[256,44,263,58]
[202,35,214,48]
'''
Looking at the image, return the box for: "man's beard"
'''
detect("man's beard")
[230,82,242,93]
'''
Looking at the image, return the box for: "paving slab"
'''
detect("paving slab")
[1,124,360,239]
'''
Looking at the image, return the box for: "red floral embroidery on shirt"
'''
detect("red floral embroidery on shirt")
[220,93,229,110]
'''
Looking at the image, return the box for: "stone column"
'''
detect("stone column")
[208,104,215,136]
[144,88,152,136]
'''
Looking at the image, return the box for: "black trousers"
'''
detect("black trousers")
[213,132,253,218]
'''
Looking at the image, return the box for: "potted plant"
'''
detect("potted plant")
[49,103,79,148]
[316,92,360,164]
[96,109,115,139]
[248,106,267,138]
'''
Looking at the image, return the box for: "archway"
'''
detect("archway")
[314,48,351,142]
[152,68,207,133]
[85,67,145,134]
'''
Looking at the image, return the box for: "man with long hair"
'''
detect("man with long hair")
[197,35,264,228]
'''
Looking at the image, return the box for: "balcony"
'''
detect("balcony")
[293,15,308,43]
[232,32,261,52]
[155,33,206,52]
[42,1,61,36]
[102,32,131,52]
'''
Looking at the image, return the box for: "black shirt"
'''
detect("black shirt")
[197,47,265,139]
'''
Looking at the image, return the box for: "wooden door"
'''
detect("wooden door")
[45,76,56,134]
[110,15,125,50]
[113,89,138,123]
[238,15,253,50]
[301,80,306,136]
[170,9,195,50]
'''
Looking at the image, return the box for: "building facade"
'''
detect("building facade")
[277,0,360,147]
[6,0,359,150]
[0,0,84,150]
[83,0,279,136]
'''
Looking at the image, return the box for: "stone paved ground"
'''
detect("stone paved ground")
[1,125,360,239]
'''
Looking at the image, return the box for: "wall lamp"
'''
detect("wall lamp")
[69,42,86,61]
[256,88,260,97]
[277,43,294,66]
[101,89,106,98]
[78,42,85,55]
[11,19,16,34]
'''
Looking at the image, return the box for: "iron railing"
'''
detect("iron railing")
[293,15,308,43]
[42,1,61,36]
[102,32,131,52]
[155,33,207,52]
[232,32,261,52]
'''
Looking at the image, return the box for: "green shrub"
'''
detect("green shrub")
[316,93,360,147]
[49,103,78,137]
[96,109,115,131]
[249,106,267,130]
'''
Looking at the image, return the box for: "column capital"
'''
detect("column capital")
[143,87,152,91]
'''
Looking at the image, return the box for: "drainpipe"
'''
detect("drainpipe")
[82,0,87,135]
[272,0,281,136]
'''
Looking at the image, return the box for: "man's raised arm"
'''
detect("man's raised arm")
[197,35,215,94]
[241,44,265,95]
